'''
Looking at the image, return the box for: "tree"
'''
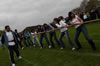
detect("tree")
[80,0,89,10]
[72,0,100,12]
[86,0,100,10]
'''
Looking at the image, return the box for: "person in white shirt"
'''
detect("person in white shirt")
[53,16,76,50]
[1,25,22,66]
[31,29,42,49]
[83,12,88,21]
[68,12,96,50]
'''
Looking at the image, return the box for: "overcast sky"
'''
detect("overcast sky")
[0,0,83,32]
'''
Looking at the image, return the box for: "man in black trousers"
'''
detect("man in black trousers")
[1,25,22,66]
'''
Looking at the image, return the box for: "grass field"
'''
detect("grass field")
[0,22,100,66]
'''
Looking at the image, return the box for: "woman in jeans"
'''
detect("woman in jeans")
[68,12,96,50]
[37,25,52,48]
[43,23,61,48]
[53,17,76,50]
[31,29,42,49]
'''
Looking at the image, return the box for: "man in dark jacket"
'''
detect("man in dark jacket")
[1,25,22,66]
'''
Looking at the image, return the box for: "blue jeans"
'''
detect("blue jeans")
[59,30,75,48]
[26,37,34,46]
[49,32,61,48]
[32,36,42,48]
[40,33,50,47]
[74,24,96,50]
[23,37,33,47]
[23,37,28,47]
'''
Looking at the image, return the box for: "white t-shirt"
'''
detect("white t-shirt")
[31,32,37,38]
[83,14,88,20]
[56,20,68,32]
[72,15,81,28]
[6,31,15,46]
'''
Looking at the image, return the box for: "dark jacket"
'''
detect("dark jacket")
[1,31,18,47]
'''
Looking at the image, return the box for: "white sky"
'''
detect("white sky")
[0,0,83,32]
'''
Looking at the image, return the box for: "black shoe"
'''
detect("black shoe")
[76,47,82,50]
[92,48,97,51]
[52,46,55,48]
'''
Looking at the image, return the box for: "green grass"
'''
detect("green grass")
[0,22,100,66]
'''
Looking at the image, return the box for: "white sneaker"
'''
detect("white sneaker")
[33,45,36,47]
[60,47,64,50]
[12,64,15,66]
[22,47,24,50]
[72,48,76,51]
[18,56,22,59]
[49,45,52,48]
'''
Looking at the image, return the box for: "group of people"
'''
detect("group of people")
[0,11,97,66]
[74,7,100,22]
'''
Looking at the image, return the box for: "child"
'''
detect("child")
[24,31,34,48]
[31,29,42,49]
